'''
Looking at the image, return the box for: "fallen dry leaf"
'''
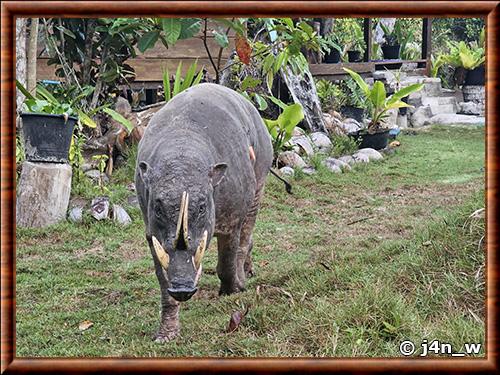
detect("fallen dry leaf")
[389,140,401,148]
[226,306,250,333]
[422,241,432,246]
[78,320,94,331]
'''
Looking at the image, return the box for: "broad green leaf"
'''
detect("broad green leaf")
[265,94,287,110]
[137,31,160,53]
[387,83,423,105]
[180,60,198,91]
[36,84,60,105]
[76,109,97,128]
[162,67,171,102]
[385,100,412,111]
[172,62,183,97]
[179,18,201,39]
[16,80,35,101]
[280,103,304,134]
[343,68,370,96]
[370,81,386,109]
[215,18,245,36]
[253,93,268,111]
[162,18,182,45]
[103,108,133,133]
[214,31,229,48]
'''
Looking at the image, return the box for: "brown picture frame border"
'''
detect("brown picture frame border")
[1,1,498,373]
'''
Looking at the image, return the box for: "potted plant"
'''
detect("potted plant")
[315,79,347,111]
[339,78,366,122]
[17,82,80,164]
[431,29,485,88]
[379,20,405,60]
[343,68,423,150]
[387,68,409,115]
[345,23,365,63]
[321,33,343,64]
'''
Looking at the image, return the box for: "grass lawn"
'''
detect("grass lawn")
[16,125,485,357]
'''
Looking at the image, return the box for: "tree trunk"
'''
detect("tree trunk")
[26,18,39,96]
[16,18,27,118]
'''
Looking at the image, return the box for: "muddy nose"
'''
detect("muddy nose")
[167,287,197,302]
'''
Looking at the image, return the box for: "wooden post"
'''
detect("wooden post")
[363,18,372,62]
[422,18,432,76]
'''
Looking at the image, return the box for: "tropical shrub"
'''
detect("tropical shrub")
[343,68,423,132]
[162,60,205,102]
[264,103,304,155]
[315,79,346,111]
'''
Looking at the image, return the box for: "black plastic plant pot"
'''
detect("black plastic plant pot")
[349,129,390,150]
[21,113,77,164]
[324,49,341,63]
[340,106,365,123]
[399,96,409,116]
[381,45,401,60]
[347,50,362,62]
[464,65,485,86]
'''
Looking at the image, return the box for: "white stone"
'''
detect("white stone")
[428,114,485,126]
[410,106,433,128]
[396,113,408,129]
[352,152,370,163]
[340,118,362,134]
[310,132,332,153]
[302,167,317,175]
[357,148,384,161]
[277,151,307,169]
[458,101,483,115]
[279,166,295,177]
[338,155,356,165]
[383,108,399,128]
[68,206,83,223]
[323,157,351,172]
[16,161,72,228]
[112,204,132,226]
[289,135,315,156]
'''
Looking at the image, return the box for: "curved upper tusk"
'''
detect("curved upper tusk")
[193,230,208,270]
[152,236,169,270]
[174,191,187,248]
[183,192,189,246]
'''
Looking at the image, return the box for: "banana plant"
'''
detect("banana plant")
[264,103,304,155]
[343,68,423,133]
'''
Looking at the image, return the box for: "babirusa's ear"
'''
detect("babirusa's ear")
[138,161,151,183]
[209,163,228,187]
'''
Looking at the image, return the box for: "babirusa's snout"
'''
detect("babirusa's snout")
[167,286,197,302]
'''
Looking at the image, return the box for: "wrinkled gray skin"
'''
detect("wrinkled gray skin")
[135,83,273,343]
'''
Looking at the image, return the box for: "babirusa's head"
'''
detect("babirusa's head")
[138,160,227,302]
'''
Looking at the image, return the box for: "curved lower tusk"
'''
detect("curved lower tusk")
[152,236,169,270]
[174,191,187,248]
[193,230,208,270]
[183,192,189,246]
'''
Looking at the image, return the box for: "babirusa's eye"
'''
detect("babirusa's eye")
[199,203,206,215]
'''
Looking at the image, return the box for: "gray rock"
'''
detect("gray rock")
[323,157,351,171]
[423,77,442,96]
[277,151,307,169]
[396,113,408,129]
[458,101,482,115]
[352,152,370,163]
[112,204,132,226]
[462,85,485,103]
[310,132,332,153]
[279,166,295,177]
[322,158,343,173]
[338,155,356,166]
[302,167,317,175]
[16,161,72,228]
[340,118,362,134]
[127,195,140,208]
[85,169,109,184]
[91,197,110,221]
[290,135,315,156]
[428,114,485,126]
[68,206,83,223]
[383,108,399,128]
[410,106,432,128]
[357,148,384,161]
